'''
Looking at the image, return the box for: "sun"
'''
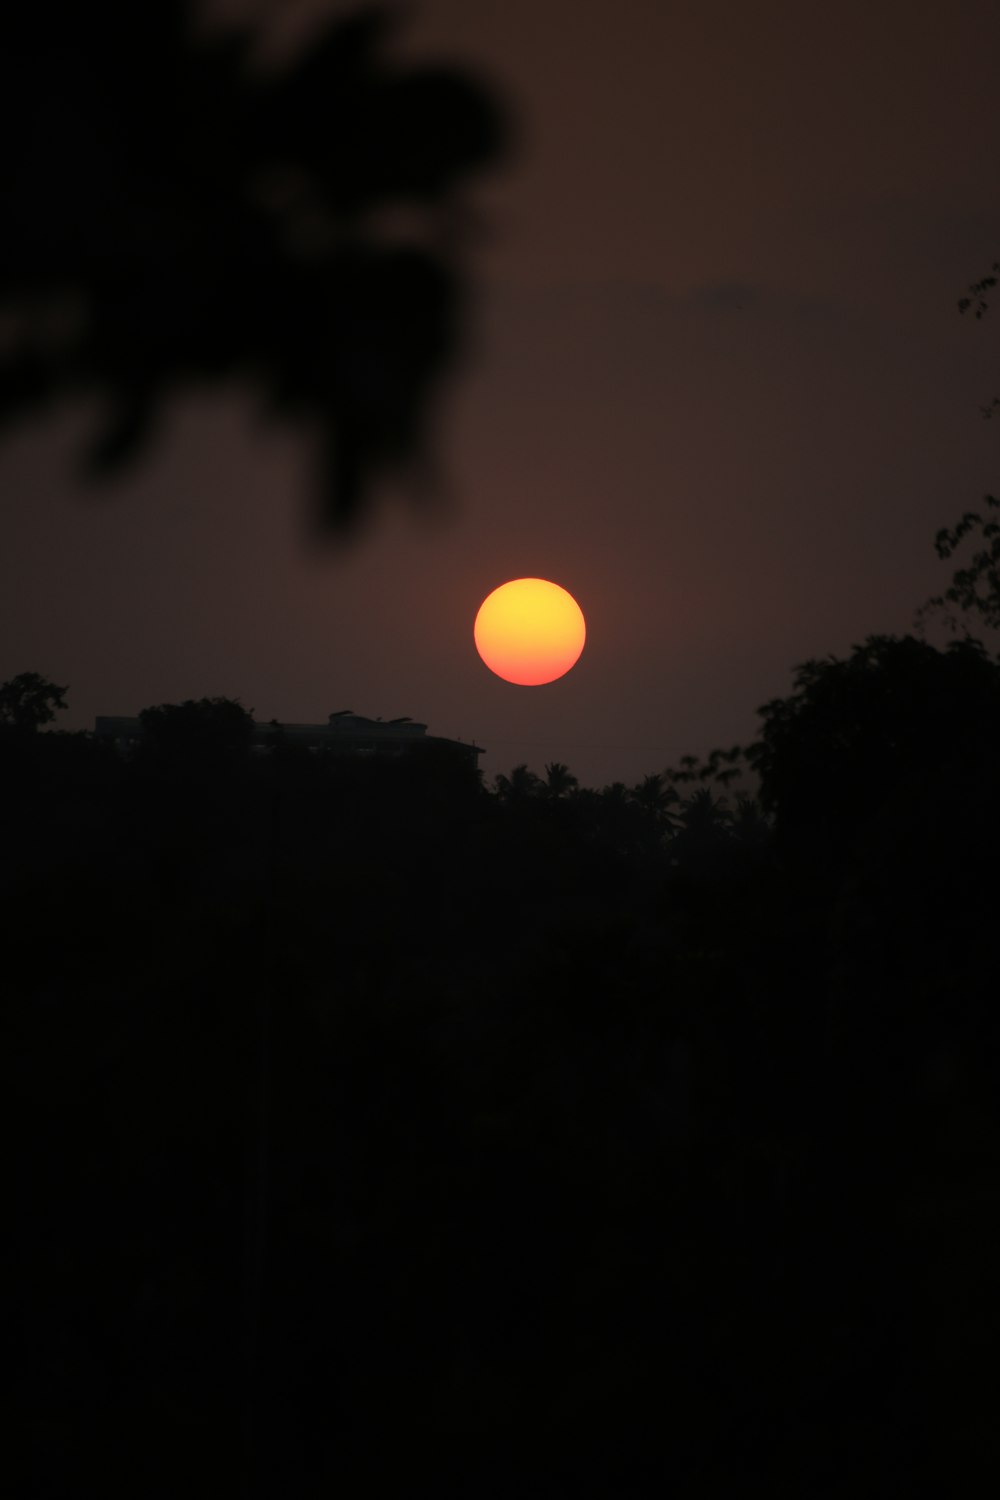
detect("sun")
[474,578,586,686]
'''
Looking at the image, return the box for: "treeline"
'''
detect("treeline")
[5,634,1000,1496]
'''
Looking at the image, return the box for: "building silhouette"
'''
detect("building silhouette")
[94,710,484,767]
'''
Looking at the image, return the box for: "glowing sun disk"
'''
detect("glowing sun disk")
[474,578,586,686]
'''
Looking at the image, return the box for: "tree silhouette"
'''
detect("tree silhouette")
[543,761,578,798]
[753,634,1000,866]
[918,260,1000,636]
[957,258,999,320]
[138,695,255,765]
[0,671,68,731]
[0,1,510,532]
[495,763,543,803]
[667,784,735,878]
[628,772,678,843]
[920,493,1000,635]
[133,696,257,818]
[729,793,771,853]
[662,743,754,801]
[6,655,999,1493]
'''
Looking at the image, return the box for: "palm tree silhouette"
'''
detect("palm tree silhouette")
[495,764,543,803]
[630,772,678,835]
[544,762,578,799]
[729,794,772,855]
[668,786,735,878]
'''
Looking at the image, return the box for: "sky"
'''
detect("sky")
[3,0,1000,788]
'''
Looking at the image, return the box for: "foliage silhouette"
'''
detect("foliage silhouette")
[494,762,543,803]
[0,1,510,532]
[957,258,999,319]
[919,494,1000,635]
[754,633,1000,864]
[543,760,578,798]
[7,656,1000,1495]
[919,261,1000,634]
[0,670,68,730]
[630,771,678,834]
[137,695,256,768]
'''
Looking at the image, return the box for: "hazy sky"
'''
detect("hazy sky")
[3,0,999,786]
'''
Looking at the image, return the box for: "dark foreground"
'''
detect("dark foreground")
[6,641,1000,1496]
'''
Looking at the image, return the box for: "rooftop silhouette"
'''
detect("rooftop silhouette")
[94,706,485,762]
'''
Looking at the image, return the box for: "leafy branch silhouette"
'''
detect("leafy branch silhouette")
[0,1,510,532]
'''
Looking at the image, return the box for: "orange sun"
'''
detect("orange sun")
[474,578,586,686]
